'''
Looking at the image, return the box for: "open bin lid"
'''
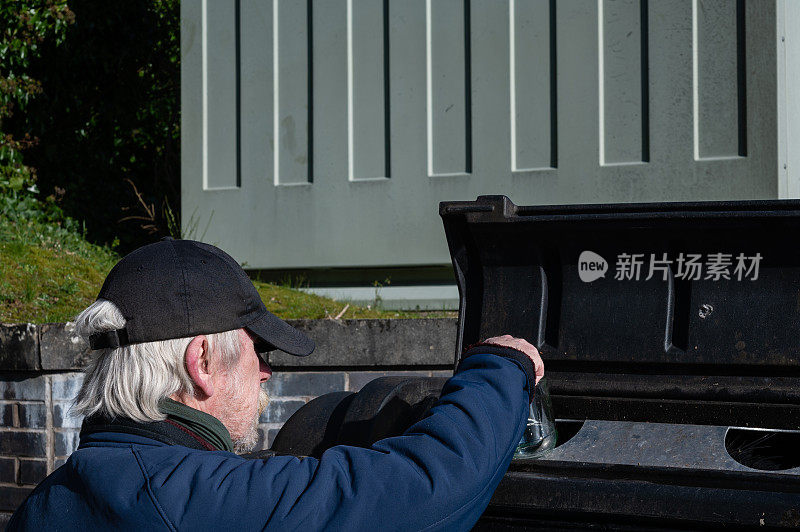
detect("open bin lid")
[440,195,800,429]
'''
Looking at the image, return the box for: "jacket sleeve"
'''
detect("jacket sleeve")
[147,349,533,531]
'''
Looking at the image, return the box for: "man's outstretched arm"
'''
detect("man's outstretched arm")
[153,337,542,531]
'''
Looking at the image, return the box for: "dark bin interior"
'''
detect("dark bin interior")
[440,195,800,430]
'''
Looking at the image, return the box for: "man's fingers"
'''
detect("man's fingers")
[482,335,544,385]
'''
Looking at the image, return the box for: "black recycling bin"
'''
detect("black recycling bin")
[272,195,800,530]
[440,195,800,530]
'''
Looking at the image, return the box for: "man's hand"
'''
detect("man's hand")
[483,335,544,385]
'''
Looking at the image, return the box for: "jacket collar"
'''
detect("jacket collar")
[80,414,221,452]
[158,398,234,452]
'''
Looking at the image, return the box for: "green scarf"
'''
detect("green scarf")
[159,398,234,452]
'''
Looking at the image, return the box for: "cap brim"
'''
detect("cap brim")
[245,310,315,357]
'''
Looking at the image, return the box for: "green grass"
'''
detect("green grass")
[0,195,119,323]
[0,194,454,322]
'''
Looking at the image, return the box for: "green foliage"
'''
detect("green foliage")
[0,1,74,201]
[372,277,392,310]
[0,2,73,73]
[6,0,180,252]
[0,177,119,323]
[0,174,115,260]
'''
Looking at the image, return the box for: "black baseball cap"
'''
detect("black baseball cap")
[88,238,314,357]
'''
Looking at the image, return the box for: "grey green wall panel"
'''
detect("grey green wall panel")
[182,0,782,270]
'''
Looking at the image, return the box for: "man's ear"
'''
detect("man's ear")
[185,335,214,398]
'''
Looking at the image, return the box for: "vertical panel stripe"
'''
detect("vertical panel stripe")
[383,0,391,178]
[307,0,314,183]
[202,0,208,188]
[510,0,556,171]
[272,0,278,185]
[693,0,744,160]
[274,0,313,185]
[737,0,747,157]
[203,0,239,189]
[235,0,241,187]
[426,0,472,177]
[348,0,390,181]
[550,0,558,169]
[640,0,650,162]
[464,0,472,174]
[598,0,648,166]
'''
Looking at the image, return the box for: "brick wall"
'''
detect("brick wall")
[0,374,50,517]
[0,319,457,524]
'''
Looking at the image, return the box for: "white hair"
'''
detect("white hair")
[73,299,242,422]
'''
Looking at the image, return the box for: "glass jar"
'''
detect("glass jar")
[514,377,558,459]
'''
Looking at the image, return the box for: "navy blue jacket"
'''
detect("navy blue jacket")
[9,348,534,531]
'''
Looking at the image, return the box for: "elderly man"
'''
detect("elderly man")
[9,238,543,530]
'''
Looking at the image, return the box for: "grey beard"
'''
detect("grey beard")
[233,424,259,454]
[232,388,270,454]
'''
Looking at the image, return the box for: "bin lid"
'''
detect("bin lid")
[440,195,800,428]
